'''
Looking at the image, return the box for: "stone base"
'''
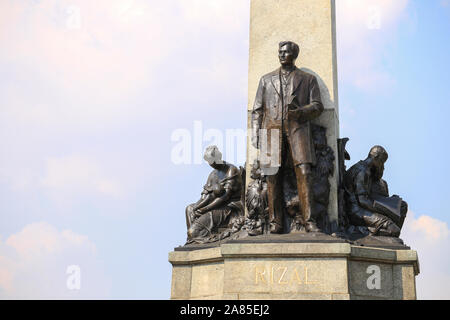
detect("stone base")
[169,240,419,300]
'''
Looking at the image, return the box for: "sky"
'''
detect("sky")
[0,0,449,299]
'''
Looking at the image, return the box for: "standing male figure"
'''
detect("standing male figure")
[251,41,324,233]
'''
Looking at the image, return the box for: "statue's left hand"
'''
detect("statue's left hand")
[287,104,307,121]
[195,208,205,217]
[288,103,321,122]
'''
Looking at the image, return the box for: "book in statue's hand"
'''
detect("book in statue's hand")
[286,94,297,107]
[372,194,403,225]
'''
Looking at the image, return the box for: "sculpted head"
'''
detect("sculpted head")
[204,145,223,167]
[368,145,388,179]
[278,41,300,67]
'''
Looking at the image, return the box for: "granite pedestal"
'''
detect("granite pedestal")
[169,235,419,300]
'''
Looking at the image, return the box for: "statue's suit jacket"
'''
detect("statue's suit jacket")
[252,67,324,166]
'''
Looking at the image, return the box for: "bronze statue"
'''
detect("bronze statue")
[343,146,408,237]
[251,41,324,233]
[244,159,269,236]
[185,146,244,244]
[179,40,410,248]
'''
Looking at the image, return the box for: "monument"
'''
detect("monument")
[169,0,419,300]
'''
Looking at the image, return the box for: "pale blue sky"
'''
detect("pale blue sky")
[0,0,449,299]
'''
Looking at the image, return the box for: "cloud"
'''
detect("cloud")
[336,0,410,91]
[405,214,449,242]
[0,0,250,200]
[401,212,450,299]
[41,154,122,197]
[178,0,249,33]
[0,222,110,299]
[0,0,170,128]
[0,0,250,130]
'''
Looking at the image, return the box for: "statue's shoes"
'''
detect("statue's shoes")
[269,223,283,234]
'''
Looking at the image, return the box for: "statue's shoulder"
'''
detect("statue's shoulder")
[223,161,239,174]
[296,68,317,81]
[260,69,279,82]
[346,160,367,177]
[206,169,218,180]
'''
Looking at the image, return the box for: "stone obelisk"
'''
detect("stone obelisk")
[246,0,340,230]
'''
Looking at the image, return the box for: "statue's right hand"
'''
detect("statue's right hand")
[287,105,307,121]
